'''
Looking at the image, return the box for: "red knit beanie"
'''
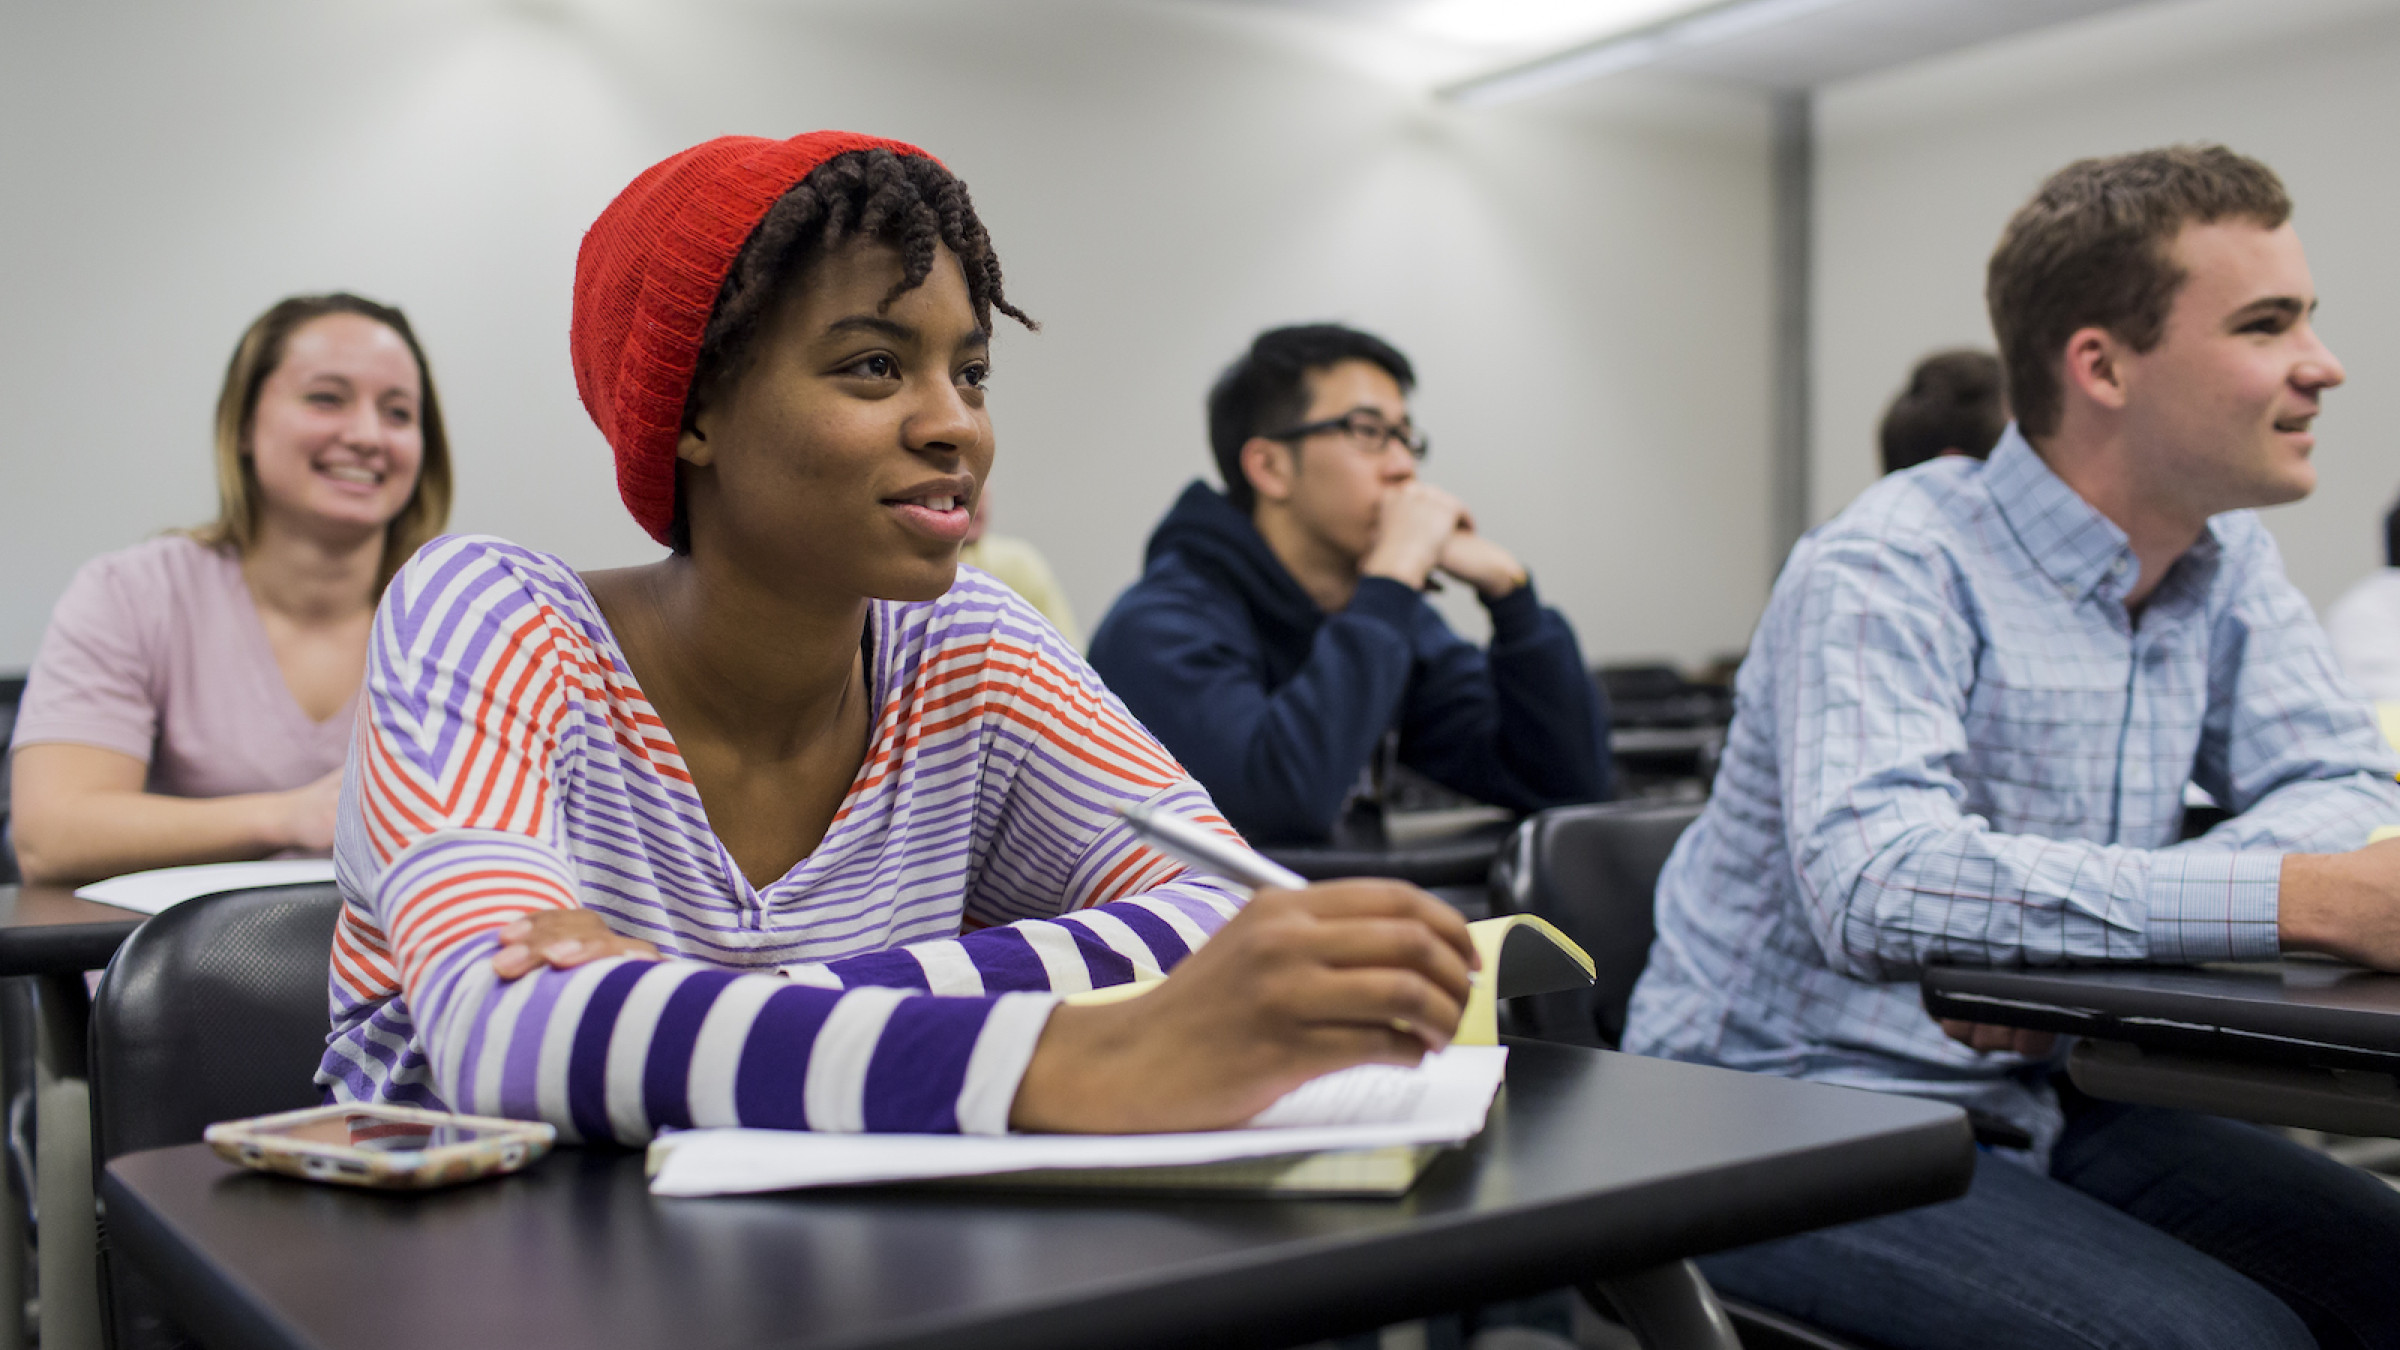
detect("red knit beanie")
[571,131,936,545]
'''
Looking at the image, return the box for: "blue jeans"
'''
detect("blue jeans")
[1700,1092,2400,1350]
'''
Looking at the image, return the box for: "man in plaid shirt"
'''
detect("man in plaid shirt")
[1626,146,2400,1349]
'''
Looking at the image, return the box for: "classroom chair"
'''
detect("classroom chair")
[1264,821,1515,920]
[1487,802,1885,1350]
[1487,800,1701,1047]
[89,882,340,1350]
[1596,665,1731,800]
[0,672,25,886]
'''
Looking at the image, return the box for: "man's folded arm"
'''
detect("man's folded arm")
[1400,581,1611,809]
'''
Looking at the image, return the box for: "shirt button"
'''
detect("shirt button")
[2111,558,2130,575]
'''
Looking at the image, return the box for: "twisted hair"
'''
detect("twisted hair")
[673,149,1032,552]
[689,148,1032,410]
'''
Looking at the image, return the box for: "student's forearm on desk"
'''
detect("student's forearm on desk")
[2277,842,2400,970]
[419,928,1051,1139]
[9,744,324,884]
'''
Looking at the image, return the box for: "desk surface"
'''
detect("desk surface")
[104,1041,1970,1350]
[1922,961,2400,1071]
[0,883,144,978]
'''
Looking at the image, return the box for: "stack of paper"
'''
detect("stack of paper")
[646,1044,1508,1198]
[75,859,338,916]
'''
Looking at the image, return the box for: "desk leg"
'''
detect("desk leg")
[31,974,97,1350]
[1581,1261,1740,1350]
[0,980,26,1350]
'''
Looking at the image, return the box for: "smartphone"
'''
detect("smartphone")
[204,1103,556,1190]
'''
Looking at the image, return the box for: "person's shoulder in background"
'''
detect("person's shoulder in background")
[11,533,245,758]
[959,534,1082,650]
[2324,567,2400,704]
[60,532,243,632]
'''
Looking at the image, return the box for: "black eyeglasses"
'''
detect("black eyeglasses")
[1265,411,1430,462]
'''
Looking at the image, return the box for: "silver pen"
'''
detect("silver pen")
[1119,800,1308,893]
[1118,800,1453,1051]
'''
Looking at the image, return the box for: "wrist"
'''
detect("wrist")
[1009,1003,1125,1133]
[1360,551,1433,591]
[1471,565,1529,601]
[2278,852,2341,953]
[250,789,299,853]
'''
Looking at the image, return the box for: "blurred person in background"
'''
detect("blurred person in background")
[1089,323,1610,845]
[2323,495,2400,703]
[7,294,451,884]
[1880,348,2008,475]
[958,488,1082,648]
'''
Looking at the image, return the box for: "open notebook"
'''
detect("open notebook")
[645,914,1592,1199]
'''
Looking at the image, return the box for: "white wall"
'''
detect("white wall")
[1812,0,2400,614]
[0,0,1774,672]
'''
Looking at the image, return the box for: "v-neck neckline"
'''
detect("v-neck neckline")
[221,542,362,732]
[565,568,889,903]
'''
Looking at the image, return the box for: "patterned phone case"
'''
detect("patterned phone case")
[205,1103,556,1190]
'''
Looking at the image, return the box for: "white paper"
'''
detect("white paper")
[74,859,337,915]
[648,1044,1508,1198]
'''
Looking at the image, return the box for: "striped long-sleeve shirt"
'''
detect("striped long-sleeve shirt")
[315,536,1246,1141]
[1624,429,2400,1164]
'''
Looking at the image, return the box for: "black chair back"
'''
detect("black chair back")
[89,882,339,1350]
[0,671,25,885]
[90,883,340,1161]
[1489,800,1701,1047]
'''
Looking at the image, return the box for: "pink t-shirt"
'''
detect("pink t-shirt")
[9,535,356,798]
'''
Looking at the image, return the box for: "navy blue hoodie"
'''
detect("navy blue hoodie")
[1089,482,1611,843]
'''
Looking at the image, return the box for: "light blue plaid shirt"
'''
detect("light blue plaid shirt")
[1624,428,2400,1162]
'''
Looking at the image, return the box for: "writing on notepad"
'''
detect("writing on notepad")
[1247,1062,1432,1129]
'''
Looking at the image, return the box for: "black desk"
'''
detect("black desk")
[0,884,144,979]
[1922,962,2400,1136]
[103,1041,1971,1350]
[0,884,145,1350]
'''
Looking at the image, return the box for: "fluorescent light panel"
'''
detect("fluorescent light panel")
[1398,0,1717,49]
[1438,0,1856,105]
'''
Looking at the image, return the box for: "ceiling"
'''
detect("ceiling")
[1199,0,2165,94]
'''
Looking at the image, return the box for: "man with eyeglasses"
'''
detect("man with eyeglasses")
[1089,323,1610,845]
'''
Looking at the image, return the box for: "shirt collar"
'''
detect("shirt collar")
[1983,425,2233,611]
[1983,425,2141,604]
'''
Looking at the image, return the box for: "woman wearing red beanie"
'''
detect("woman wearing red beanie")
[315,132,1475,1138]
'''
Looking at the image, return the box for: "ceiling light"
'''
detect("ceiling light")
[1438,0,1855,105]
[1398,0,1718,50]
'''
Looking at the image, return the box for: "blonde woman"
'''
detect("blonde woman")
[8,294,451,885]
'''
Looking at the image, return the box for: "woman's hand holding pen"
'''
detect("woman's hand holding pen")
[1007,880,1478,1134]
